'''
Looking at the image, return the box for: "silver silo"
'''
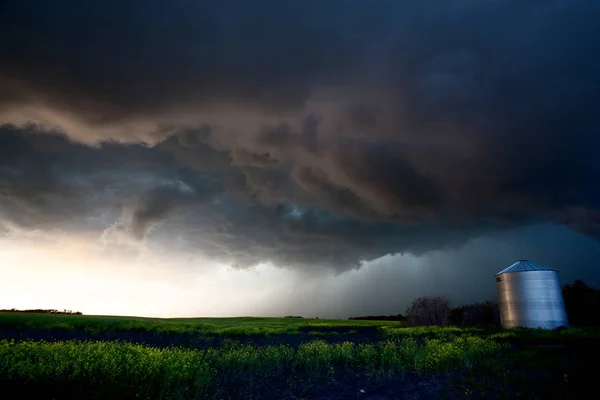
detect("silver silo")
[495,260,569,329]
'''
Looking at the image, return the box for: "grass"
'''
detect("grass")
[1,312,599,399]
[0,336,504,399]
[0,312,399,337]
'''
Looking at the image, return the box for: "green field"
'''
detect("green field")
[0,312,399,336]
[1,312,598,399]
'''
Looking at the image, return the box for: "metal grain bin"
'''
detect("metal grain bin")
[495,260,568,329]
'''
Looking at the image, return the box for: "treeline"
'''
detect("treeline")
[562,280,600,326]
[403,280,600,327]
[0,308,82,315]
[349,315,407,322]
[450,301,500,326]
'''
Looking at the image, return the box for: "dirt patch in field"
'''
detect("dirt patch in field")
[0,327,218,348]
[296,373,464,400]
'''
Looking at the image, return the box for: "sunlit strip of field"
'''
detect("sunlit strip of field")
[0,312,400,337]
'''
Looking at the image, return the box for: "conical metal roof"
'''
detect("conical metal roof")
[495,260,558,275]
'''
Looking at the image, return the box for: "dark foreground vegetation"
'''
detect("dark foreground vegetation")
[1,311,599,399]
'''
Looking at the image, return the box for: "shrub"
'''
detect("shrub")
[348,315,407,322]
[406,296,451,326]
[450,301,500,326]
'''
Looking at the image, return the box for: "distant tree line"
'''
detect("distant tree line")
[345,298,500,326]
[0,308,82,315]
[402,280,600,327]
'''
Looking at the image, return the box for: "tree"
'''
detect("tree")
[562,280,600,326]
[450,301,500,326]
[406,296,451,326]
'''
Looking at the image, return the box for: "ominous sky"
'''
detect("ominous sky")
[1,0,599,317]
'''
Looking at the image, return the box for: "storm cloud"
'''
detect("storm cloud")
[1,0,600,272]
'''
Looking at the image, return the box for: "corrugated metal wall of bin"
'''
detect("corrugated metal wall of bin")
[495,260,569,329]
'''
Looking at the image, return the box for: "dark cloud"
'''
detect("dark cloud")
[120,187,190,241]
[274,224,600,319]
[1,1,600,272]
[155,200,495,271]
[0,124,492,271]
[0,125,187,230]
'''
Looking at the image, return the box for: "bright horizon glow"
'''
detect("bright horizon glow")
[0,227,427,318]
[3,224,598,319]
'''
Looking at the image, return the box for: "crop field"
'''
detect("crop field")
[1,313,599,399]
